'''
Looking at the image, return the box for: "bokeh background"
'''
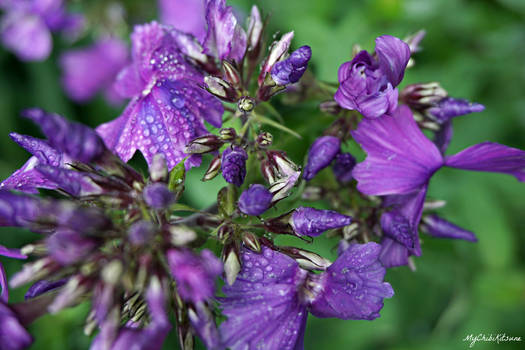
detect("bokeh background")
[1,0,525,349]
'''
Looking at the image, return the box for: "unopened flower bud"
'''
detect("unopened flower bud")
[185,134,224,154]
[247,5,263,57]
[256,132,273,148]
[101,260,123,285]
[128,220,155,246]
[169,225,197,246]
[279,246,332,271]
[10,257,56,288]
[219,127,237,142]
[242,232,261,252]
[217,225,234,241]
[202,155,221,182]
[319,101,342,115]
[423,199,447,210]
[238,184,273,216]
[259,31,294,85]
[400,82,448,108]
[404,29,426,54]
[427,97,485,123]
[222,61,241,87]
[221,146,248,187]
[303,136,341,181]
[237,96,255,112]
[290,207,352,237]
[271,46,311,85]
[332,152,356,184]
[204,76,238,102]
[143,183,175,209]
[222,244,241,285]
[260,159,278,183]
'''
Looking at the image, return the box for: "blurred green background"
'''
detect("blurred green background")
[1,0,525,349]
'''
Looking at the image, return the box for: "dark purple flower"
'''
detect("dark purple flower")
[332,152,356,184]
[25,279,67,300]
[202,0,247,62]
[0,0,83,61]
[427,97,485,123]
[22,109,107,164]
[271,46,312,85]
[421,214,477,242]
[167,249,222,304]
[238,184,273,216]
[60,38,129,104]
[221,146,248,187]
[158,0,207,41]
[0,301,32,350]
[143,183,175,209]
[303,136,341,181]
[98,22,224,170]
[128,220,156,246]
[291,207,352,237]
[335,35,410,119]
[219,243,392,349]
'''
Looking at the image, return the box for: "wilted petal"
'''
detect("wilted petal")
[421,214,477,242]
[375,35,410,87]
[445,142,525,182]
[352,106,444,195]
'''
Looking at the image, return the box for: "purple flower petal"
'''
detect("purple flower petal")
[271,45,311,85]
[421,214,477,242]
[188,304,222,350]
[238,184,273,216]
[291,207,352,237]
[427,97,485,123]
[1,12,51,61]
[434,121,453,155]
[25,278,67,300]
[375,35,411,87]
[0,301,33,349]
[143,183,175,209]
[378,237,409,268]
[309,242,394,320]
[332,152,356,184]
[46,229,97,265]
[445,142,525,182]
[221,146,248,186]
[302,136,340,181]
[158,0,206,41]
[352,106,444,195]
[0,263,6,303]
[258,31,294,85]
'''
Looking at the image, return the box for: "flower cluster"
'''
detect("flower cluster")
[0,0,524,349]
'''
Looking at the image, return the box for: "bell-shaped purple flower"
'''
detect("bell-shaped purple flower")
[202,0,247,62]
[221,146,248,187]
[303,136,341,181]
[60,38,129,104]
[167,249,222,304]
[271,46,312,85]
[238,184,273,216]
[143,183,175,209]
[335,35,410,119]
[219,243,393,349]
[291,207,352,237]
[0,302,32,350]
[332,152,356,184]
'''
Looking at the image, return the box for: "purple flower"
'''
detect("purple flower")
[97,22,224,170]
[259,31,294,85]
[0,301,32,350]
[60,38,129,104]
[221,146,248,186]
[427,97,485,123]
[158,0,206,41]
[271,46,312,85]
[167,249,222,304]
[219,243,393,349]
[291,207,352,237]
[302,136,341,181]
[238,184,273,216]
[1,245,26,302]
[46,229,98,265]
[0,0,83,61]
[335,35,410,119]
[202,0,247,62]
[332,152,356,184]
[421,214,477,242]
[143,183,175,209]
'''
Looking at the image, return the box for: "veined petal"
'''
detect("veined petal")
[375,35,410,87]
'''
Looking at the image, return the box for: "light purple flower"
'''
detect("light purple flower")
[60,38,129,104]
[219,243,393,349]
[221,146,248,187]
[97,22,224,170]
[335,35,410,119]
[0,0,83,61]
[421,214,477,242]
[302,136,341,181]
[167,249,222,304]
[0,301,32,350]
[158,0,206,41]
[143,183,175,209]
[271,46,312,85]
[291,207,352,237]
[238,184,273,216]
[202,0,247,62]
[332,152,356,184]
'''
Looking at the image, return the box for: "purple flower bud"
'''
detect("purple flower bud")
[22,109,106,163]
[221,146,248,187]
[332,152,356,184]
[259,31,294,85]
[427,97,485,123]
[25,279,67,300]
[128,220,156,246]
[143,183,175,209]
[303,136,341,181]
[0,302,32,350]
[400,82,448,108]
[271,46,311,85]
[202,155,221,182]
[46,229,97,265]
[184,134,224,154]
[238,184,273,216]
[167,249,222,303]
[291,207,352,237]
